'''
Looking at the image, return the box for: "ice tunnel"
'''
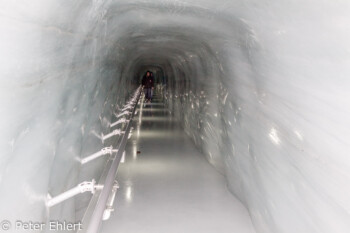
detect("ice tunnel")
[1,0,350,233]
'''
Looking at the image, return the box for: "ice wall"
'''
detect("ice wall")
[1,0,350,233]
[0,0,137,228]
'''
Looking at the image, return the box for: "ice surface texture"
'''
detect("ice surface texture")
[1,1,350,233]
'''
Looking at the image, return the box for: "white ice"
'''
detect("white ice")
[1,1,350,233]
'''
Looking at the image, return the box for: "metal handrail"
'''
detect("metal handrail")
[78,86,142,233]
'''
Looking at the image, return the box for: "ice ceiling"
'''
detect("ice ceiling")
[1,0,350,233]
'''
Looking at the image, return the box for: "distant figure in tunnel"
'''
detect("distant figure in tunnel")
[142,71,154,102]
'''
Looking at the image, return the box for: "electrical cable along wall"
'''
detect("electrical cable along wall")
[1,1,350,233]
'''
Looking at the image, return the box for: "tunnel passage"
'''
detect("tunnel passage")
[1,1,350,233]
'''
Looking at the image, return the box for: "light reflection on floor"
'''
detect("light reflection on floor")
[100,92,256,233]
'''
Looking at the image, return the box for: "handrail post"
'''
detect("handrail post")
[79,86,142,233]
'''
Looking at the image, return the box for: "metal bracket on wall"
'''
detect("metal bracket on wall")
[101,129,125,143]
[46,180,103,207]
[81,146,118,164]
[110,118,129,128]
[46,179,120,212]
[115,110,132,118]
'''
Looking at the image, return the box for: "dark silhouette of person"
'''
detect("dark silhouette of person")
[142,71,154,102]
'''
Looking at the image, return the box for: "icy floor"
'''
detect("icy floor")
[100,93,256,233]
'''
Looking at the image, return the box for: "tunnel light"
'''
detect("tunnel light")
[294,130,304,141]
[137,125,140,138]
[269,128,281,145]
[128,127,133,139]
[126,186,132,202]
[120,151,126,163]
[132,144,137,159]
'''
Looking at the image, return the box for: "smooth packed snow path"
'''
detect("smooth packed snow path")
[100,92,256,233]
